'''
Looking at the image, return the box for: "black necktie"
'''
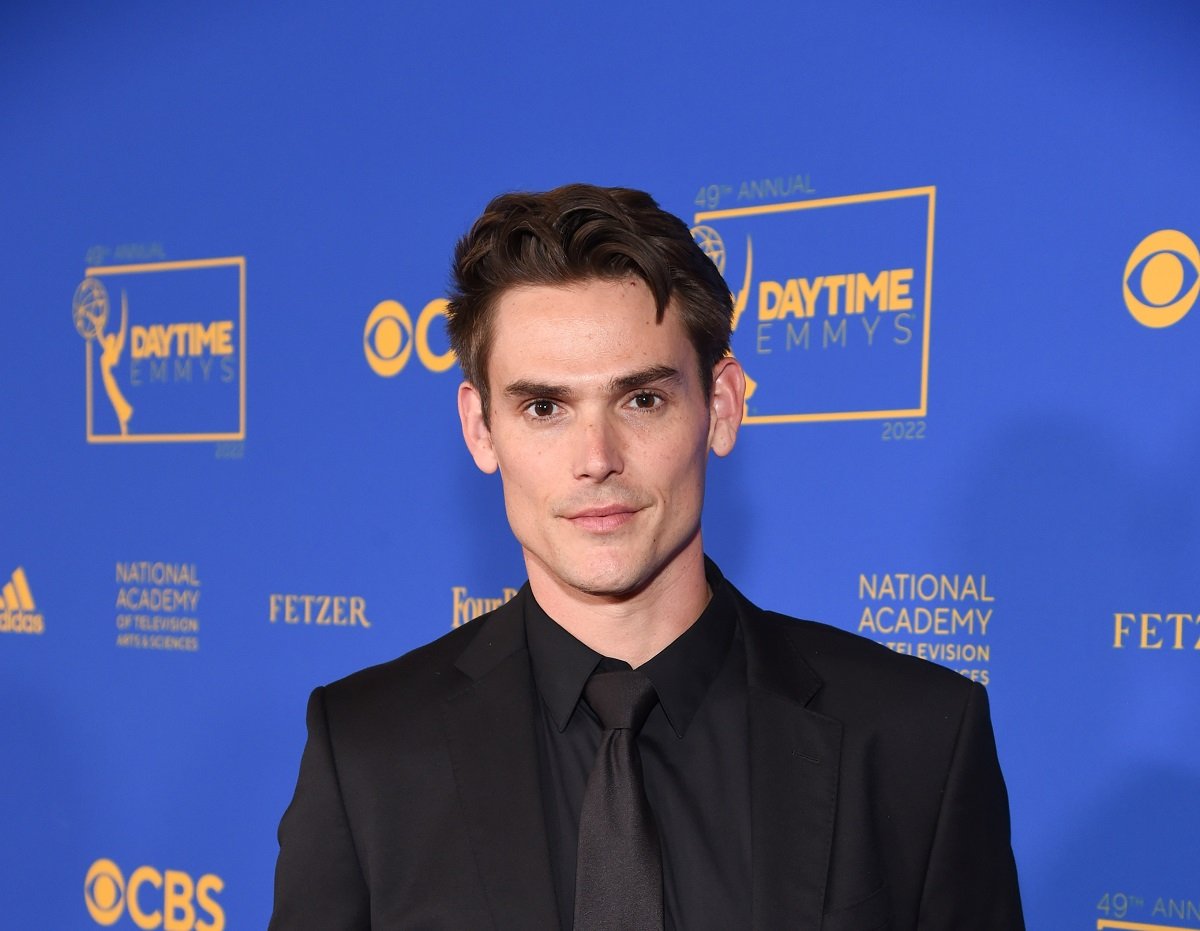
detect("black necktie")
[573,667,664,931]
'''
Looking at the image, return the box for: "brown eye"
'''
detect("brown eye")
[530,400,557,417]
[629,393,661,409]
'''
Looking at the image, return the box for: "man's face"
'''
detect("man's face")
[458,277,743,603]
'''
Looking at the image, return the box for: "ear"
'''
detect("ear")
[457,381,499,474]
[708,356,745,458]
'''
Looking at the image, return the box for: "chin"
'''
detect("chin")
[563,555,658,599]
[570,575,644,599]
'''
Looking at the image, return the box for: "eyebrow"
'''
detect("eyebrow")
[503,365,682,401]
[609,365,681,394]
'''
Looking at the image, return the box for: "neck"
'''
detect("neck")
[526,544,711,668]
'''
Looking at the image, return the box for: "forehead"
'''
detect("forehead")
[487,278,697,382]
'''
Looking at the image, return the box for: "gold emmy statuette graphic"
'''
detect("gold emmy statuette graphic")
[73,278,133,435]
[692,225,758,403]
[692,224,754,329]
[692,225,727,273]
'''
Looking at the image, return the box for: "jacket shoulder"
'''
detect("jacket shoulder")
[319,588,527,718]
[738,589,979,719]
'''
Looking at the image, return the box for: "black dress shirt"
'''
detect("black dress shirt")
[525,565,752,931]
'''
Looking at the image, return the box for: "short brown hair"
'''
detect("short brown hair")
[446,184,733,416]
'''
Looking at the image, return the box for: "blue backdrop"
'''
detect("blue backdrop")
[3,1,1199,928]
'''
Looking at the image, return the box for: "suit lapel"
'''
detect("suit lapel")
[444,591,559,931]
[738,593,843,931]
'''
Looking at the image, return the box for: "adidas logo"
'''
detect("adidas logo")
[0,567,45,634]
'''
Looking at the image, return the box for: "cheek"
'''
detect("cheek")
[643,452,708,518]
[494,438,539,482]
[651,432,709,479]
[497,456,551,520]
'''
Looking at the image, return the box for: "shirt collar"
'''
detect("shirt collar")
[524,559,736,738]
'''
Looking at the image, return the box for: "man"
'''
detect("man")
[270,184,1024,929]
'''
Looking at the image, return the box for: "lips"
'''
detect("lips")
[563,503,641,533]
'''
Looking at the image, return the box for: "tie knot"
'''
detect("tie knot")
[584,669,658,733]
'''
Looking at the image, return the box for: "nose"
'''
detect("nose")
[573,413,624,481]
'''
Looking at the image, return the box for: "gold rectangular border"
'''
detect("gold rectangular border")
[696,186,935,425]
[1098,921,1200,931]
[83,256,247,444]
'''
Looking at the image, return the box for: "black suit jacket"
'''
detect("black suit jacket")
[270,581,1024,930]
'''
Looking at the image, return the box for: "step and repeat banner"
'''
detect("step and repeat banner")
[3,1,1198,928]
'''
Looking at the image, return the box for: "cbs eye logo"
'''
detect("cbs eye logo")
[84,858,224,930]
[1124,230,1200,328]
[364,298,457,375]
